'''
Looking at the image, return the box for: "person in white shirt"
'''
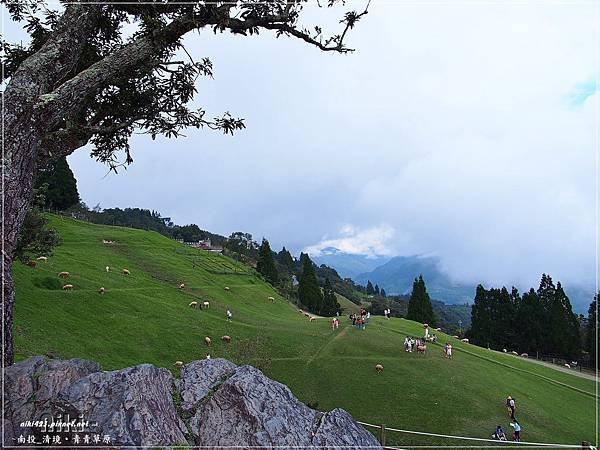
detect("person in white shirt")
[509,421,521,441]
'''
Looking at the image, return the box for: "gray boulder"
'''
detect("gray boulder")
[3,356,100,446]
[313,408,380,449]
[186,362,381,449]
[176,358,237,412]
[54,363,188,447]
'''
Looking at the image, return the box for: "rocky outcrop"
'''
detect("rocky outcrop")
[3,356,101,445]
[54,364,188,447]
[176,358,237,413]
[4,356,382,449]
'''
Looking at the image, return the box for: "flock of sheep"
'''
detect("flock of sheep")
[29,251,285,370]
[53,265,131,293]
[27,256,127,293]
[298,309,317,322]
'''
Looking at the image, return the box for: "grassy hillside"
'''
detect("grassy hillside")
[14,216,596,447]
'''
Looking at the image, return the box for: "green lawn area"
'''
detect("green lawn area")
[14,215,597,447]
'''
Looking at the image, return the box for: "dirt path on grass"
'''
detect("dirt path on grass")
[305,326,347,365]
[505,354,598,382]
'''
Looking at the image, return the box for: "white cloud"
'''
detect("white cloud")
[303,224,397,258]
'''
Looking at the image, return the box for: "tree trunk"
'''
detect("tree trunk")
[2,3,102,366]
[2,259,16,367]
[2,107,46,367]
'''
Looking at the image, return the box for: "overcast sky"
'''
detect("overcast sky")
[6,1,599,297]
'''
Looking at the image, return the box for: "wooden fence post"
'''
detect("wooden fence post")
[380,424,386,447]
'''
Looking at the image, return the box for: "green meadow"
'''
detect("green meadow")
[14,215,597,447]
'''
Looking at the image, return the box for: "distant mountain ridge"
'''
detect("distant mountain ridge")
[322,250,594,312]
[311,247,391,279]
[354,255,475,305]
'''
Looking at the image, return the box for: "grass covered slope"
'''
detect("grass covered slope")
[14,216,596,447]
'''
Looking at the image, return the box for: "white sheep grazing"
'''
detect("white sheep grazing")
[179,283,185,289]
[36,256,48,262]
[461,338,469,343]
[173,361,183,368]
[58,271,70,279]
[204,336,211,347]
[188,301,198,308]
[375,364,384,373]
[224,286,230,291]
[309,317,316,322]
[511,351,518,356]
[520,353,529,358]
[202,301,210,309]
[122,268,130,275]
[105,266,110,273]
[221,335,231,343]
[62,284,74,291]
[452,335,459,339]
[503,348,507,353]
[267,296,275,303]
[99,287,106,295]
[564,363,571,369]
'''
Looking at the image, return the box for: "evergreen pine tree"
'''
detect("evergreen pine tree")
[278,247,295,272]
[374,284,380,295]
[494,287,515,350]
[470,285,493,347]
[256,239,278,285]
[554,282,580,358]
[585,296,598,367]
[406,275,435,325]
[516,288,545,354]
[380,288,386,298]
[298,254,323,314]
[366,281,375,295]
[321,278,341,316]
[35,157,80,210]
[536,274,556,353]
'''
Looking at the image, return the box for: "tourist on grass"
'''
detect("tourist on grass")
[509,421,521,441]
[506,396,516,420]
[226,309,232,322]
[446,344,453,358]
[492,425,507,441]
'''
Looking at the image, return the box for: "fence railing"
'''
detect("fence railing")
[356,420,592,449]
